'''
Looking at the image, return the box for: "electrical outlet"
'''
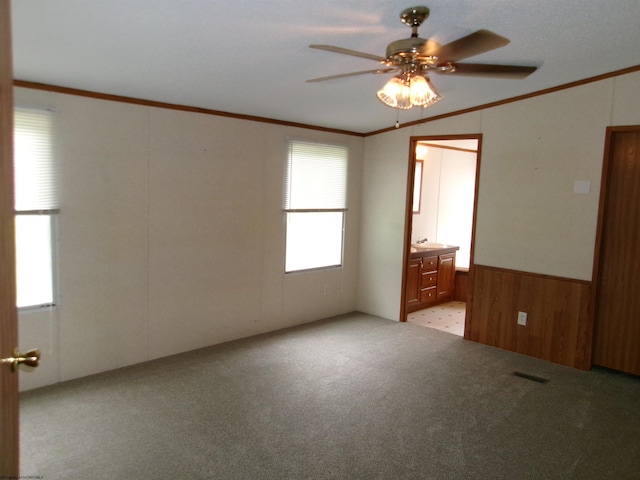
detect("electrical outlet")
[517,311,527,326]
[323,285,330,296]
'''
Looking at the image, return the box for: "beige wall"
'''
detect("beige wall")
[17,87,363,390]
[356,70,640,320]
[17,69,640,389]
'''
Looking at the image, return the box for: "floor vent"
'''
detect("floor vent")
[512,371,550,384]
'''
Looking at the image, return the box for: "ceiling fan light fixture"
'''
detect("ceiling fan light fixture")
[309,6,538,116]
[377,73,442,110]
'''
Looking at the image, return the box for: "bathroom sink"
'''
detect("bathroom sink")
[411,241,448,250]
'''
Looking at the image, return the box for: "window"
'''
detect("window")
[413,160,423,213]
[284,141,348,273]
[14,108,57,309]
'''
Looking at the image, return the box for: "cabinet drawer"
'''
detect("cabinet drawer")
[421,256,438,271]
[420,286,437,303]
[421,271,437,288]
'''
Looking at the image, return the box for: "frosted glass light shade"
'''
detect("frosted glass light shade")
[409,74,442,107]
[377,74,442,110]
[377,77,405,108]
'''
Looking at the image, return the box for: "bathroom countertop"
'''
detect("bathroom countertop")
[409,244,459,258]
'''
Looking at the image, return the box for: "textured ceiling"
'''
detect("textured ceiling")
[11,0,640,134]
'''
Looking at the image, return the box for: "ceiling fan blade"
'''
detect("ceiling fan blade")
[307,68,397,83]
[441,63,537,79]
[309,44,386,63]
[434,30,510,61]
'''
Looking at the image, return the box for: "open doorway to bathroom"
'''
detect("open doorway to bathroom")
[401,135,481,338]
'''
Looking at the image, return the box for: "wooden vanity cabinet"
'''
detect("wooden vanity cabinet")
[419,256,438,304]
[406,247,458,313]
[436,253,456,300]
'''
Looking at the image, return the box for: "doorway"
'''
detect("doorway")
[401,135,481,339]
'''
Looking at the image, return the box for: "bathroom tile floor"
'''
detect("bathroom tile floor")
[407,301,466,336]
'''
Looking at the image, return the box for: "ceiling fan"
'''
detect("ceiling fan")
[307,6,537,110]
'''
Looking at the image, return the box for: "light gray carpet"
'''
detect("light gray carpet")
[19,312,640,479]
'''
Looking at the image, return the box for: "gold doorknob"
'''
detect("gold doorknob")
[0,348,41,372]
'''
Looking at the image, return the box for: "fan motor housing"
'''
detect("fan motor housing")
[385,37,440,65]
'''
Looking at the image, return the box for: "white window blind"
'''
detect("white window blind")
[14,108,58,212]
[284,141,348,273]
[284,141,347,211]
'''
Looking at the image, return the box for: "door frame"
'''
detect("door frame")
[589,125,640,370]
[400,134,482,340]
[0,0,19,474]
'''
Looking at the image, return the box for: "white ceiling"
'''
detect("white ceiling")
[11,0,640,134]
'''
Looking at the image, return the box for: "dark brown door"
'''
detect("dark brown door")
[593,128,640,376]
[0,1,19,474]
[436,253,455,299]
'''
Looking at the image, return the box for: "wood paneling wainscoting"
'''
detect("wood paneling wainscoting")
[467,265,592,370]
[454,269,468,302]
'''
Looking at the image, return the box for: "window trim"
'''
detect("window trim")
[14,107,58,310]
[283,140,348,274]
